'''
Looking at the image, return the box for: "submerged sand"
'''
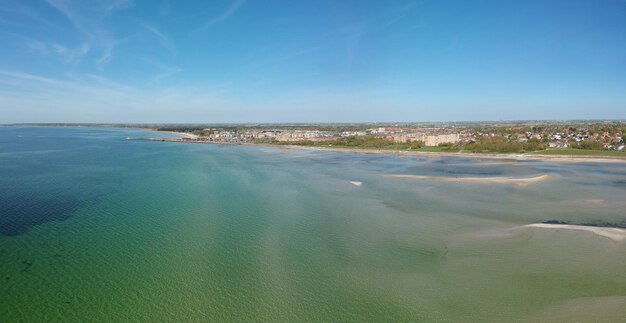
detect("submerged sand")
[523,223,626,242]
[384,174,552,186]
[281,145,626,163]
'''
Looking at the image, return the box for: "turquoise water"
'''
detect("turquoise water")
[1,126,626,322]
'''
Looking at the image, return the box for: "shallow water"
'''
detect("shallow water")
[1,126,625,322]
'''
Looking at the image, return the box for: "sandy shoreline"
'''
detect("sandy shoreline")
[384,174,552,186]
[157,131,199,139]
[281,145,626,163]
[142,129,626,163]
[523,223,626,242]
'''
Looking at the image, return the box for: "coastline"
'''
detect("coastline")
[275,145,626,163]
[21,125,623,164]
[156,131,199,139]
[140,131,626,163]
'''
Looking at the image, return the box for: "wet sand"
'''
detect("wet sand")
[384,174,552,186]
[523,223,626,242]
[280,146,626,163]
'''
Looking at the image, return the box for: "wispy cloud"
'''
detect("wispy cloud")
[0,69,231,123]
[339,24,367,66]
[195,0,246,34]
[103,0,133,13]
[386,1,423,26]
[43,0,126,69]
[95,46,113,69]
[44,0,82,30]
[137,57,182,83]
[152,68,182,83]
[1,0,56,28]
[11,32,90,64]
[55,42,91,63]
[142,23,176,53]
[25,39,49,56]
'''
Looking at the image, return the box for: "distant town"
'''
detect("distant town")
[145,121,626,154]
[12,121,626,156]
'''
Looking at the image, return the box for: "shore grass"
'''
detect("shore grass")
[531,148,626,157]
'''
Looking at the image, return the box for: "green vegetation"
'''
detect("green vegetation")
[570,140,604,150]
[271,135,431,150]
[531,149,626,157]
[270,135,468,152]
[462,137,546,153]
[134,122,626,156]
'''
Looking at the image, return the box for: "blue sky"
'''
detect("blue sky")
[1,0,625,123]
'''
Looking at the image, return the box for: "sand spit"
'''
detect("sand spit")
[523,223,626,242]
[349,181,363,187]
[384,174,552,186]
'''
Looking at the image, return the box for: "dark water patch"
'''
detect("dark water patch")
[542,219,626,229]
[575,168,626,176]
[431,158,456,165]
[542,162,626,176]
[531,166,577,176]
[579,220,626,229]
[613,180,626,186]
[568,181,613,188]
[543,220,569,225]
[21,260,33,272]
[571,180,626,190]
[0,194,82,236]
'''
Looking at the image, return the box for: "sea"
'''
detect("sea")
[1,126,625,322]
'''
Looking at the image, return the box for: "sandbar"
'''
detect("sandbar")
[281,146,626,163]
[523,223,626,242]
[384,174,552,186]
